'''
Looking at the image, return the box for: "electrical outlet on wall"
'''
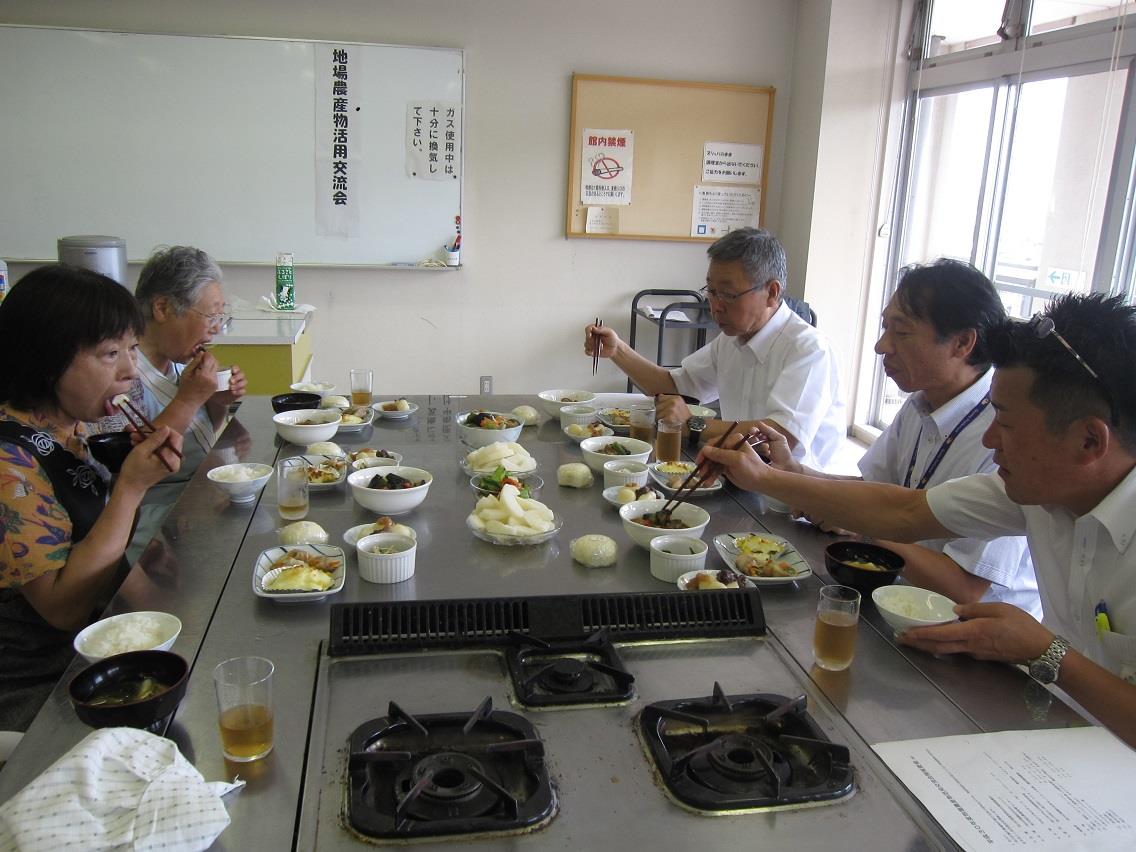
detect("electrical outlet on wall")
[480,375,493,394]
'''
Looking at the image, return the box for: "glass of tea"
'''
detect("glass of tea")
[813,585,861,671]
[349,368,373,406]
[629,402,655,443]
[277,457,309,520]
[654,417,683,462]
[213,656,275,762]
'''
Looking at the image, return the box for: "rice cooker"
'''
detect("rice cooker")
[57,235,127,285]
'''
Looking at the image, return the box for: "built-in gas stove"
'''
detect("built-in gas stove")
[639,684,855,812]
[345,697,556,840]
[298,591,950,849]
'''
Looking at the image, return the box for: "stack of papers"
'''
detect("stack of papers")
[874,727,1136,851]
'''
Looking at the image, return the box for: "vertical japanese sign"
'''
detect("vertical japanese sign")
[314,45,361,237]
[581,129,633,205]
[406,102,462,180]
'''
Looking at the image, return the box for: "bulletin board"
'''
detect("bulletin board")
[0,26,464,267]
[566,74,774,242]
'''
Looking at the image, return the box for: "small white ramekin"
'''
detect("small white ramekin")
[603,459,649,489]
[649,535,708,582]
[559,404,598,429]
[356,533,417,583]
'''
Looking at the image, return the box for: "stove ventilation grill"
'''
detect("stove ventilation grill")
[329,590,764,656]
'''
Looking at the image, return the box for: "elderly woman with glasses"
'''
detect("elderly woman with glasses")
[97,246,247,561]
[121,245,246,455]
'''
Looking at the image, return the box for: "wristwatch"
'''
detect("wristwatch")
[1027,635,1071,684]
[687,416,706,449]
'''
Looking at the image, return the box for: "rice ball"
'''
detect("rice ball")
[306,441,343,456]
[558,463,594,488]
[320,395,350,409]
[570,534,618,567]
[280,520,329,546]
[511,405,540,426]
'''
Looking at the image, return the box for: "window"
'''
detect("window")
[867,0,1136,430]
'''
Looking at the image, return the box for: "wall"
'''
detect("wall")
[781,0,909,418]
[1,0,801,397]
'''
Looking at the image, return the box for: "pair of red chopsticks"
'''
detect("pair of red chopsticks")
[116,397,182,473]
[659,422,763,517]
[591,318,602,376]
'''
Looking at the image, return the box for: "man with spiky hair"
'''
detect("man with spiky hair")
[702,293,1136,747]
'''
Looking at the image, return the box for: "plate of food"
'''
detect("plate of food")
[712,532,811,586]
[562,422,614,443]
[301,454,347,490]
[466,486,562,546]
[602,484,664,508]
[649,461,724,497]
[253,544,345,603]
[596,407,631,432]
[460,441,538,476]
[336,405,375,433]
[348,447,402,466]
[678,569,748,591]
[343,517,416,548]
[373,399,418,419]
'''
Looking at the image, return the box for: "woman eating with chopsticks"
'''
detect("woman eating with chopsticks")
[96,246,247,559]
[0,265,182,731]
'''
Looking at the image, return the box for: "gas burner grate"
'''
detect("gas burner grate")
[638,683,855,812]
[505,630,636,707]
[329,589,765,656]
[346,696,557,839]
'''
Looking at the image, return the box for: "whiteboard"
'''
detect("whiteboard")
[0,27,464,266]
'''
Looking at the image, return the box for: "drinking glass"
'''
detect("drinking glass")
[213,656,274,762]
[629,402,655,443]
[654,417,682,462]
[349,369,373,406]
[812,585,861,671]
[277,457,309,520]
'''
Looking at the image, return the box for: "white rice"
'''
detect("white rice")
[213,464,266,483]
[85,615,168,657]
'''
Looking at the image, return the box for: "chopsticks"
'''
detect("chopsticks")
[591,318,602,376]
[115,398,182,472]
[659,422,763,518]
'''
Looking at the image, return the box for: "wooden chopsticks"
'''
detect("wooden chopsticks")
[660,421,763,517]
[591,318,602,376]
[116,398,182,472]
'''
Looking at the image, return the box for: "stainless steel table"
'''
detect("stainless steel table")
[0,395,1089,851]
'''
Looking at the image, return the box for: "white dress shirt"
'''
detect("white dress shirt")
[926,467,1136,681]
[670,302,845,469]
[859,371,1041,618]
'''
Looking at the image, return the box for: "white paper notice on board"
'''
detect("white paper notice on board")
[315,44,362,237]
[691,185,759,237]
[702,142,762,184]
[874,727,1136,852]
[406,101,461,180]
[581,129,633,206]
[585,206,620,234]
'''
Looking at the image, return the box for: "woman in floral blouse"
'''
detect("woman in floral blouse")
[0,265,183,730]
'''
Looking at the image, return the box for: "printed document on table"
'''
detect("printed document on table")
[874,727,1136,851]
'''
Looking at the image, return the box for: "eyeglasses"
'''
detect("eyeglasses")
[699,282,767,304]
[1029,314,1117,423]
[188,306,231,328]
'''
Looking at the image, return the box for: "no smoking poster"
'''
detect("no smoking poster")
[581,129,634,206]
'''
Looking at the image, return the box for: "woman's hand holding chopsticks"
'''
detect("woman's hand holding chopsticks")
[120,425,183,484]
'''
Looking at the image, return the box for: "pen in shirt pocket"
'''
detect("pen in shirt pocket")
[1095,600,1113,637]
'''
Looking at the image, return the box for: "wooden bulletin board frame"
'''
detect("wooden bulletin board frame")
[566,74,774,242]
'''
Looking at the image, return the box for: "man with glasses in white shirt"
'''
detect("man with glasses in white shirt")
[701,293,1136,747]
[585,227,845,469]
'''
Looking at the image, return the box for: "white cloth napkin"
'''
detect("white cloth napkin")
[0,728,243,851]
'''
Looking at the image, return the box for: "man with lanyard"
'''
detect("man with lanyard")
[764,260,1039,615]
[701,293,1136,747]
